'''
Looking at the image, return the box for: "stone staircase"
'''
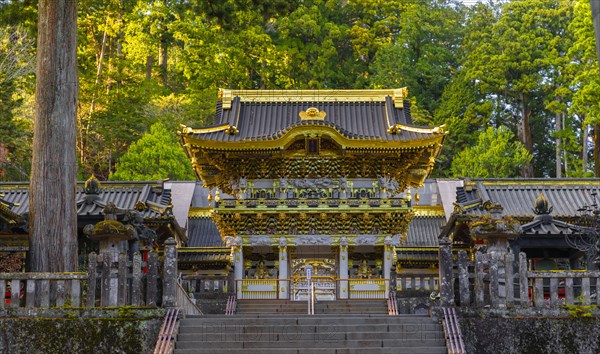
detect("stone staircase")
[174,300,447,354]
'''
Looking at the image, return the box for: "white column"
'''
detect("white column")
[278,237,288,299]
[384,236,393,298]
[233,237,244,299]
[339,236,349,299]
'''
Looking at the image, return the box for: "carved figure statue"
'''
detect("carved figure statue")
[254,260,271,279]
[279,236,287,248]
[339,177,348,190]
[356,260,372,278]
[279,177,288,189]
[239,177,248,189]
[123,210,157,242]
[377,176,400,192]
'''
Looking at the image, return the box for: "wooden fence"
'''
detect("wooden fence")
[441,249,600,308]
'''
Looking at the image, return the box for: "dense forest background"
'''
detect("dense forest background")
[0,0,599,181]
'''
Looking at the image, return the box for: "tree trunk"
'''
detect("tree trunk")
[582,120,589,169]
[591,0,600,71]
[562,112,568,177]
[519,92,534,177]
[159,37,168,85]
[145,55,153,79]
[30,0,78,272]
[595,123,600,177]
[555,112,561,178]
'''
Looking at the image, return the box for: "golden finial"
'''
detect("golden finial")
[84,174,101,194]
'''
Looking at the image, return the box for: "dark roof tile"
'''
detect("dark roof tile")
[404,216,445,247]
[189,99,438,143]
[187,217,223,247]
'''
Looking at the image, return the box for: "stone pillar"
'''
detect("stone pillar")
[384,236,393,298]
[162,237,178,307]
[339,236,349,299]
[439,236,454,306]
[278,237,289,299]
[232,237,244,299]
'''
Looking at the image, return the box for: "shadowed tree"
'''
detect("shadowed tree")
[29,0,78,272]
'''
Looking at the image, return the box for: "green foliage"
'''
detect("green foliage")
[369,0,466,114]
[451,126,532,178]
[0,25,34,181]
[562,298,597,318]
[110,122,194,181]
[2,0,600,179]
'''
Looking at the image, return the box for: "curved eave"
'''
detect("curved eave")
[182,124,446,152]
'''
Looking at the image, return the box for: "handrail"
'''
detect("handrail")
[154,307,180,354]
[308,281,315,315]
[441,307,466,354]
[175,281,203,316]
[387,291,398,315]
[225,295,236,316]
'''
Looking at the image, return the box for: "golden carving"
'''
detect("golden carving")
[212,210,412,243]
[254,260,271,279]
[413,205,446,217]
[356,260,372,278]
[299,107,326,121]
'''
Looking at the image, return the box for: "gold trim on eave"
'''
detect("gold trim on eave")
[388,124,446,135]
[414,205,446,217]
[182,124,445,151]
[218,88,409,109]
[189,207,214,218]
[180,124,238,135]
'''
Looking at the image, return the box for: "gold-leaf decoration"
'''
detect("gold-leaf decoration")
[299,107,326,120]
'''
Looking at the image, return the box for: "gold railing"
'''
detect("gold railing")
[347,278,388,299]
[237,278,283,299]
[292,276,336,301]
[236,277,394,300]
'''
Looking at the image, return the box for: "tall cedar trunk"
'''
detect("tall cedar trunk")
[30,0,78,272]
[595,123,600,177]
[591,1,600,176]
[555,112,561,178]
[582,120,589,169]
[519,92,534,177]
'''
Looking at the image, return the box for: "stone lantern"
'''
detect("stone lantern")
[469,202,521,258]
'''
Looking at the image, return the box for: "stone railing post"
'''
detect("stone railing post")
[439,237,454,306]
[162,237,178,307]
[457,250,470,306]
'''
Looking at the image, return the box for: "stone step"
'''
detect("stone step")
[174,347,448,354]
[237,300,386,304]
[236,303,387,309]
[181,314,433,325]
[175,338,447,350]
[178,323,442,335]
[177,329,443,341]
[195,313,410,319]
[175,311,447,354]
[236,309,387,314]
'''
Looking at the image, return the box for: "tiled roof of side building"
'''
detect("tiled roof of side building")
[0,181,175,220]
[186,217,224,247]
[454,179,600,218]
[404,216,446,247]
[521,217,583,235]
